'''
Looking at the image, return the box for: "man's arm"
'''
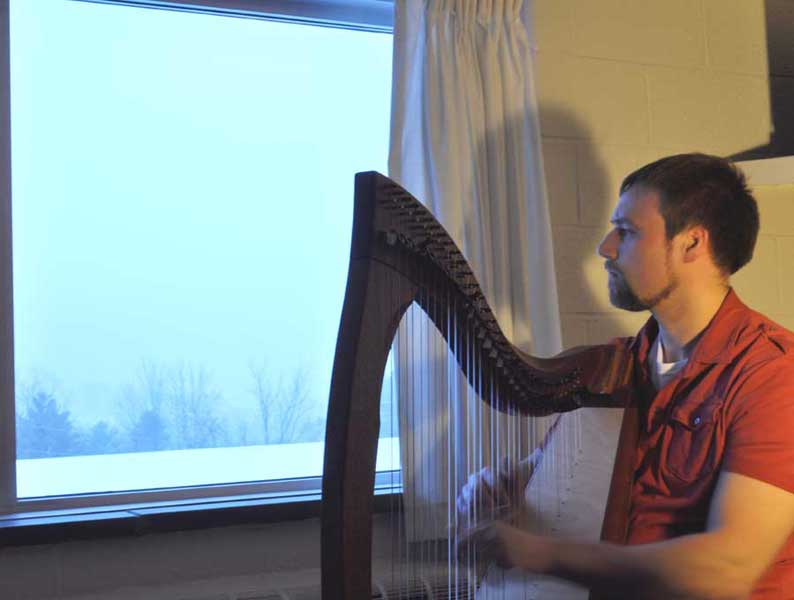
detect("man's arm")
[463,471,794,600]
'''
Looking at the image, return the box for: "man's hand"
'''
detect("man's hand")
[455,447,543,530]
[456,519,551,574]
[455,447,544,580]
[460,471,794,600]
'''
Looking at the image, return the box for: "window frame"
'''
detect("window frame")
[78,0,394,32]
[0,0,396,536]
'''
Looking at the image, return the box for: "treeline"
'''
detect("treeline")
[15,362,330,459]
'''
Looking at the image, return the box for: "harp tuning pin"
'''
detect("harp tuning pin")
[489,349,498,359]
[496,358,503,368]
[385,231,398,246]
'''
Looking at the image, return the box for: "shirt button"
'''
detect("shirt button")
[693,416,702,426]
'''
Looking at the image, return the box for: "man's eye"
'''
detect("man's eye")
[616,227,628,238]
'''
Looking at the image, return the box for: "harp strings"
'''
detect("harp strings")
[372,192,580,599]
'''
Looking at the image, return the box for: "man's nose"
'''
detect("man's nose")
[597,229,618,260]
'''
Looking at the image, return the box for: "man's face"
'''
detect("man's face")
[597,186,678,312]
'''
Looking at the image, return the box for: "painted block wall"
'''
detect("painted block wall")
[732,183,794,331]
[2,2,789,599]
[534,0,780,346]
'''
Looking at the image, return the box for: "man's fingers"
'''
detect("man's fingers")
[457,520,493,559]
[456,461,536,532]
[457,520,513,573]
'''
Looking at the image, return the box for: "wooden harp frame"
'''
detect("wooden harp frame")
[321,172,633,600]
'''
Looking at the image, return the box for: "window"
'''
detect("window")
[1,0,395,516]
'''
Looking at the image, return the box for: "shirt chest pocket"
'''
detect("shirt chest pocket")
[665,395,724,483]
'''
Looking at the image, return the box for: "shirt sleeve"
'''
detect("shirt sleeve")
[724,354,794,494]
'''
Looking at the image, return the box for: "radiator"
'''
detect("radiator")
[180,571,476,600]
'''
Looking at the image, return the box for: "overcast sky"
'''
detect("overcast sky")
[10,0,392,428]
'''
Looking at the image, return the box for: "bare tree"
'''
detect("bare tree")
[275,369,314,443]
[118,360,170,451]
[118,360,225,451]
[249,362,280,444]
[167,364,224,449]
[249,365,319,444]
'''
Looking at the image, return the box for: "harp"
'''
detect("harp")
[322,172,636,599]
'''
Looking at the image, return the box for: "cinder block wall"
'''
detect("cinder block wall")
[533,0,783,347]
[732,183,794,331]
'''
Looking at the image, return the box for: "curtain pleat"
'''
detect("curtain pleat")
[390,0,560,355]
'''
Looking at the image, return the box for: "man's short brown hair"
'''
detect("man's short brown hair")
[620,153,759,275]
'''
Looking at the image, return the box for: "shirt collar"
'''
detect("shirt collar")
[632,288,749,366]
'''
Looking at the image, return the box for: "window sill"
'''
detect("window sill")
[0,489,399,547]
[3,445,402,547]
[0,490,321,547]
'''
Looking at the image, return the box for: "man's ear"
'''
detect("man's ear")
[681,225,709,263]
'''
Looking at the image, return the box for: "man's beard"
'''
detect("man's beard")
[607,265,677,312]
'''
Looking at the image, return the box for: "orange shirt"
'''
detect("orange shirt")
[622,290,794,598]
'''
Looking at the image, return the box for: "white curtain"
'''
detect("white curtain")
[389,0,560,355]
[388,0,563,543]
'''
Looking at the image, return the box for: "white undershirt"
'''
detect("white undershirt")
[649,334,688,391]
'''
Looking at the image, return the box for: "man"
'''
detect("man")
[460,154,794,599]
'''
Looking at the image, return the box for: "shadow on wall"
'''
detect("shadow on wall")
[732,0,794,161]
[537,104,650,346]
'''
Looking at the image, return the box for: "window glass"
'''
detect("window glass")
[10,0,394,497]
